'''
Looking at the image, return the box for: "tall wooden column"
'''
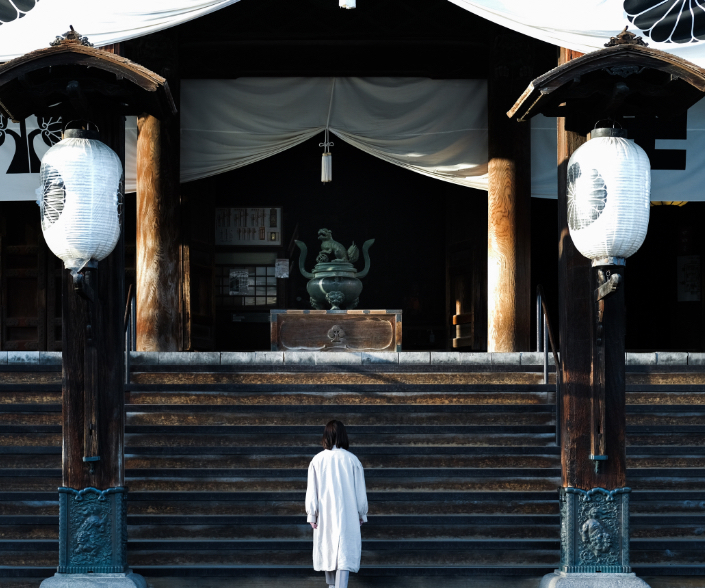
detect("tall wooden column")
[62,115,126,493]
[557,47,627,494]
[132,31,182,351]
[554,48,632,579]
[487,33,532,352]
[57,114,134,579]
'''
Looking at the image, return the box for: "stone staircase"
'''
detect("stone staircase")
[0,351,704,586]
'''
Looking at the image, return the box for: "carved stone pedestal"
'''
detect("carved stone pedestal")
[542,487,651,588]
[560,487,630,573]
[40,572,146,588]
[539,572,650,588]
[40,488,145,588]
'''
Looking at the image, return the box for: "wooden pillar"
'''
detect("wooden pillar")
[136,114,181,351]
[557,47,627,491]
[487,33,532,352]
[132,31,182,352]
[62,113,126,492]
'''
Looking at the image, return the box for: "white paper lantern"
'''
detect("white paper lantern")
[37,129,123,273]
[566,127,650,264]
[339,0,356,7]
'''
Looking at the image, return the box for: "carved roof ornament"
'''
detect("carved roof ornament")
[604,26,648,48]
[50,25,94,48]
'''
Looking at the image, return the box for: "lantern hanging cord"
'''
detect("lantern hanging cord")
[320,77,336,152]
[593,118,622,130]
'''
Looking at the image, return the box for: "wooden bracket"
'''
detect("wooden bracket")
[595,272,622,302]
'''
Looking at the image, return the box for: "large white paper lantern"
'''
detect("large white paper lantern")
[38,129,123,273]
[339,0,356,7]
[566,127,650,264]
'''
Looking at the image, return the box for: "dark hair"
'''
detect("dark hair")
[321,420,349,450]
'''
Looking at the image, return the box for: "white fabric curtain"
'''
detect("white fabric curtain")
[530,97,705,201]
[0,0,241,62]
[179,77,489,191]
[448,0,705,68]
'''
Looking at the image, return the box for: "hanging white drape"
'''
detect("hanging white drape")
[0,0,241,62]
[7,79,705,201]
[4,1,705,66]
[179,77,489,191]
[448,0,705,68]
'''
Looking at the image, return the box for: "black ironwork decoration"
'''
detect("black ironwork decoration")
[624,0,705,44]
[58,487,128,574]
[560,487,631,573]
[50,25,93,48]
[0,0,37,26]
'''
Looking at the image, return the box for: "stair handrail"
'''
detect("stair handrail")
[124,284,135,384]
[537,285,561,445]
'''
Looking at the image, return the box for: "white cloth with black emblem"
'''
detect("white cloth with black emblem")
[449,0,705,67]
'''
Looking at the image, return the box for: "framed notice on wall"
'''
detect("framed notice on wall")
[215,207,282,246]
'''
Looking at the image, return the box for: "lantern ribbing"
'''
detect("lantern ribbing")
[38,131,123,273]
[567,132,650,264]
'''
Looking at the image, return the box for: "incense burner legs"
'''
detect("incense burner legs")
[307,275,362,311]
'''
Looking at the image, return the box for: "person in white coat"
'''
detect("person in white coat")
[306,420,368,588]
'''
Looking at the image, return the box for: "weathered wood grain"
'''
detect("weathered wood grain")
[555,47,627,491]
[136,114,182,352]
[62,113,126,490]
[487,33,532,352]
[130,371,547,386]
[274,313,399,352]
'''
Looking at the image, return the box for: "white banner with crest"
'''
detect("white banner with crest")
[450,0,705,68]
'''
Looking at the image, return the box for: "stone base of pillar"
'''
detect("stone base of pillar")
[39,572,146,588]
[540,572,651,588]
[560,487,631,573]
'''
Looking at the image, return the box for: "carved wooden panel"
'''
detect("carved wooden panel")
[271,310,401,352]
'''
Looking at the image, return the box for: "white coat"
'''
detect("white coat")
[305,446,369,573]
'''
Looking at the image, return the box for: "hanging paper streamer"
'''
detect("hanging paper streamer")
[319,78,336,183]
[321,150,332,183]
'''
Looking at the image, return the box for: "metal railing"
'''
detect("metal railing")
[536,285,562,445]
[124,284,135,384]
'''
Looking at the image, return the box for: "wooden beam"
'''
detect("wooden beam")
[487,33,532,352]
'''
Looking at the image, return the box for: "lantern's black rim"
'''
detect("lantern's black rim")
[590,127,628,139]
[63,129,100,140]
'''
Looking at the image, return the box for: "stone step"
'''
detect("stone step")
[2,514,705,541]
[2,474,704,493]
[0,490,702,514]
[1,567,704,582]
[1,538,704,566]
[2,407,704,427]
[4,454,705,469]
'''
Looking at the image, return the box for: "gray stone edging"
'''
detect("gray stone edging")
[1,350,700,366]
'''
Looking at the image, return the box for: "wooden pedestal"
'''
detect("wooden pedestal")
[270,310,402,352]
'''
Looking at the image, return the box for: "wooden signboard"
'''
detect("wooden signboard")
[271,310,402,352]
